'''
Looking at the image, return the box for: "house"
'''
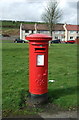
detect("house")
[20,23,79,42]
[63,24,79,42]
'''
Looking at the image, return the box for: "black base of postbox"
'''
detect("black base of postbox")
[28,93,48,105]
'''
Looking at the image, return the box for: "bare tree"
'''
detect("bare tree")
[42,0,62,37]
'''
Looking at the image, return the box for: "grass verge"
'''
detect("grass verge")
[2,43,77,117]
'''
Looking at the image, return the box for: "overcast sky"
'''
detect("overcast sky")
[0,0,78,25]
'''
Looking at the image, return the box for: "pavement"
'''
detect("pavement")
[39,110,78,119]
[2,111,78,120]
[1,109,78,120]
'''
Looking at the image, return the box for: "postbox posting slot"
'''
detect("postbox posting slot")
[35,48,46,52]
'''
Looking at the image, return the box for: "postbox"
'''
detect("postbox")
[26,33,52,103]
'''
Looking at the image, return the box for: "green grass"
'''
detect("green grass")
[0,42,2,112]
[2,40,14,43]
[48,44,77,108]
[2,43,77,116]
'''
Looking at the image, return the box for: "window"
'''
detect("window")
[55,36,58,39]
[70,37,73,39]
[37,31,41,33]
[25,30,29,33]
[61,36,65,39]
[32,30,33,33]
[60,31,65,34]
[77,31,79,33]
[55,31,59,34]
[70,31,76,34]
[76,36,79,39]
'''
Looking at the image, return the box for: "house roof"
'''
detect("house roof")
[22,23,79,31]
[22,23,64,31]
[66,24,79,31]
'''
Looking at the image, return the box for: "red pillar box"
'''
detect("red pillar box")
[26,33,52,104]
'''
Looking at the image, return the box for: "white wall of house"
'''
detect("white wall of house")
[20,23,79,41]
[22,30,26,40]
[52,31,65,41]
[68,31,77,40]
[37,30,50,35]
[22,29,65,41]
[63,24,79,41]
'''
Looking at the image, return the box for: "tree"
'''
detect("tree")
[42,0,62,37]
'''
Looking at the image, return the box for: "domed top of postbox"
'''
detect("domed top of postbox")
[26,33,52,41]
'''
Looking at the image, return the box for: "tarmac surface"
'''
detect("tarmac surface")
[1,111,78,120]
[39,110,78,119]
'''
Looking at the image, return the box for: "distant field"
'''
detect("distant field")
[0,20,43,36]
[1,20,42,28]
[1,28,19,36]
[2,43,77,117]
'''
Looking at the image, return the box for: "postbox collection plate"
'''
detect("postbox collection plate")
[37,55,44,66]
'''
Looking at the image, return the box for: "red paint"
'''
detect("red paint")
[65,40,75,43]
[26,34,52,95]
[66,25,79,31]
